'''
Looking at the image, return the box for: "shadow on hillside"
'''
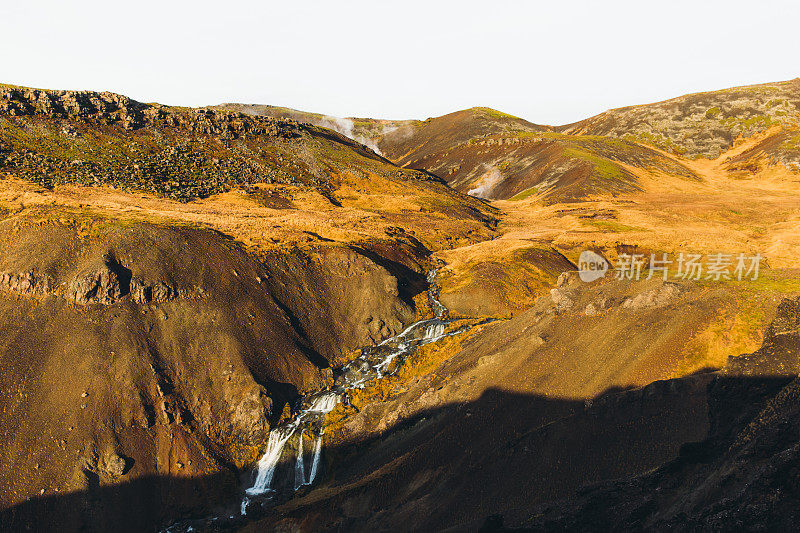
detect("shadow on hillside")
[0,470,241,533]
[1,374,795,533]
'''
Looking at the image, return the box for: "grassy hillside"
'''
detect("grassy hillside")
[0,84,425,202]
[363,107,698,202]
[216,79,800,204]
[559,78,800,161]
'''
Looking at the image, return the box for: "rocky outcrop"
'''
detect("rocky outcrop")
[0,86,300,139]
[2,251,178,306]
[130,280,176,304]
[0,270,53,295]
[67,253,129,305]
[549,271,578,311]
[622,282,680,309]
[549,272,684,316]
[227,385,274,446]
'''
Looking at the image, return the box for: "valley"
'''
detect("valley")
[1,79,799,532]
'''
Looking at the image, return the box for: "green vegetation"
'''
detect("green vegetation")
[726,268,800,294]
[705,107,721,118]
[477,108,521,120]
[562,147,627,182]
[724,115,774,130]
[510,186,541,201]
[622,131,688,156]
[780,133,800,150]
[0,113,323,200]
[673,293,771,377]
[0,119,140,164]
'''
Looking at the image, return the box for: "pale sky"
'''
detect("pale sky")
[2,0,798,125]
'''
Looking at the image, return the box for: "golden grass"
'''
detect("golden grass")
[485,148,800,270]
[0,170,494,256]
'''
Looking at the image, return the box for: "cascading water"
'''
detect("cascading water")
[246,428,293,495]
[241,269,472,512]
[426,269,447,319]
[308,434,323,484]
[293,430,305,491]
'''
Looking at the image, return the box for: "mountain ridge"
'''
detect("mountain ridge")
[219,78,799,203]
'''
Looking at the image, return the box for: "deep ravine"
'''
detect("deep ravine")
[240,270,461,511]
[165,270,474,530]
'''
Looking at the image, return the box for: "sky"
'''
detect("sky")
[2,0,799,126]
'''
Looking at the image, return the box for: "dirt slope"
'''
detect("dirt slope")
[0,211,435,530]
[240,271,798,531]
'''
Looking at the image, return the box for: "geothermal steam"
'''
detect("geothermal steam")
[320,116,394,156]
[468,166,503,198]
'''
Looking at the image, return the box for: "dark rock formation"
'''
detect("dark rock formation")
[0,270,53,295]
[0,86,300,139]
[131,280,176,304]
[67,253,130,304]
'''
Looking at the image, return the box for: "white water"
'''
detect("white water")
[242,270,470,510]
[246,428,294,496]
[308,434,323,484]
[294,430,305,491]
[308,392,339,413]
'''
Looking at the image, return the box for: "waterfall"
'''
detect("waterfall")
[427,269,447,319]
[308,392,339,413]
[424,323,446,340]
[294,430,306,490]
[244,394,339,496]
[379,322,417,346]
[246,428,293,496]
[242,269,477,507]
[308,434,324,484]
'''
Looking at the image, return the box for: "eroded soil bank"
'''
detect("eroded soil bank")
[0,213,432,532]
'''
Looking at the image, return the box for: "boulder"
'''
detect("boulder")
[622,282,680,310]
[100,452,128,478]
[68,253,130,304]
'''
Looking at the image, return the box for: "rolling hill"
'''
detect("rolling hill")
[558,78,800,160]
[226,80,800,204]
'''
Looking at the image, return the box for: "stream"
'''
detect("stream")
[166,270,472,529]
[239,270,464,513]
